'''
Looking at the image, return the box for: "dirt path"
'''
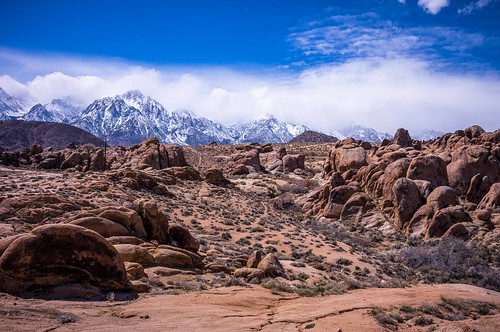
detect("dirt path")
[1,284,498,332]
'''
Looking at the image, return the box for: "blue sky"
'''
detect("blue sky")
[1,0,499,133]
[2,0,499,69]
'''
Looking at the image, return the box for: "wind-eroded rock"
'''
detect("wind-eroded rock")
[306,126,499,242]
[0,224,128,293]
[132,199,170,244]
[257,253,285,278]
[168,224,200,253]
[393,177,422,230]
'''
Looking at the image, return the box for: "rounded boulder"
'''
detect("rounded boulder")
[0,224,128,293]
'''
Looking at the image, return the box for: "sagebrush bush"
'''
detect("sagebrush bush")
[400,237,500,291]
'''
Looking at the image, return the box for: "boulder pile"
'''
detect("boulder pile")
[0,137,188,172]
[0,196,204,294]
[302,126,499,244]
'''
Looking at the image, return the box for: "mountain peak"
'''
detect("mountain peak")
[256,113,276,121]
[122,90,145,100]
[0,86,34,119]
[0,87,9,98]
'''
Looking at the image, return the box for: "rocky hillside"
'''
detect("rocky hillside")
[0,120,104,151]
[0,125,498,331]
[289,130,338,143]
[301,126,499,244]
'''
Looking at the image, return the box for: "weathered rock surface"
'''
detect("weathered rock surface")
[0,224,128,293]
[154,245,203,269]
[257,253,285,278]
[113,244,155,265]
[204,168,231,186]
[393,128,412,147]
[168,224,200,253]
[304,126,499,243]
[393,178,422,230]
[132,199,169,243]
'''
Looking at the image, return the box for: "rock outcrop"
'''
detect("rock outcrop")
[304,126,499,243]
[0,224,128,293]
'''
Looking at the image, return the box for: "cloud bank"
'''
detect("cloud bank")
[1,49,499,135]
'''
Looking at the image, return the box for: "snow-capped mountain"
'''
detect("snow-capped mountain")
[412,129,444,141]
[72,91,166,146]
[72,90,235,145]
[167,110,237,145]
[0,87,34,120]
[335,124,391,143]
[4,86,442,146]
[232,113,308,144]
[22,96,86,123]
[71,90,307,146]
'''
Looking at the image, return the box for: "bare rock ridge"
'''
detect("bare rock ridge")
[0,120,104,151]
[289,130,338,143]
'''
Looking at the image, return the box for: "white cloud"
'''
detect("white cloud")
[398,0,406,4]
[289,14,484,62]
[418,0,450,14]
[458,0,495,15]
[0,50,499,134]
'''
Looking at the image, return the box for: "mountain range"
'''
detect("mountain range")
[0,87,443,146]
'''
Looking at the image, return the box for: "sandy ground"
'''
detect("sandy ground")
[1,283,498,332]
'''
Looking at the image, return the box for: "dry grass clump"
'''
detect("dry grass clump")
[369,296,497,330]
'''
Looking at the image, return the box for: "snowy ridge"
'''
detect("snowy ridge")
[336,124,391,143]
[413,129,444,141]
[0,87,445,146]
[0,87,35,119]
[22,96,85,123]
[70,91,308,146]
[231,114,309,144]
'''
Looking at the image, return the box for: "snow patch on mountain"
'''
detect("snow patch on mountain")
[22,96,85,123]
[0,87,35,119]
[336,124,391,142]
[412,129,445,141]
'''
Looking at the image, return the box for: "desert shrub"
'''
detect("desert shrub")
[414,316,433,326]
[261,279,294,293]
[168,280,208,292]
[440,296,496,317]
[217,276,249,287]
[141,277,165,288]
[236,238,251,246]
[57,312,79,324]
[305,219,370,250]
[294,281,350,296]
[400,237,500,291]
[418,303,443,318]
[473,301,496,315]
[399,304,414,313]
[336,257,353,266]
[370,308,397,326]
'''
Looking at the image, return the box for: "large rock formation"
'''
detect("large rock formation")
[0,224,128,293]
[304,126,499,243]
